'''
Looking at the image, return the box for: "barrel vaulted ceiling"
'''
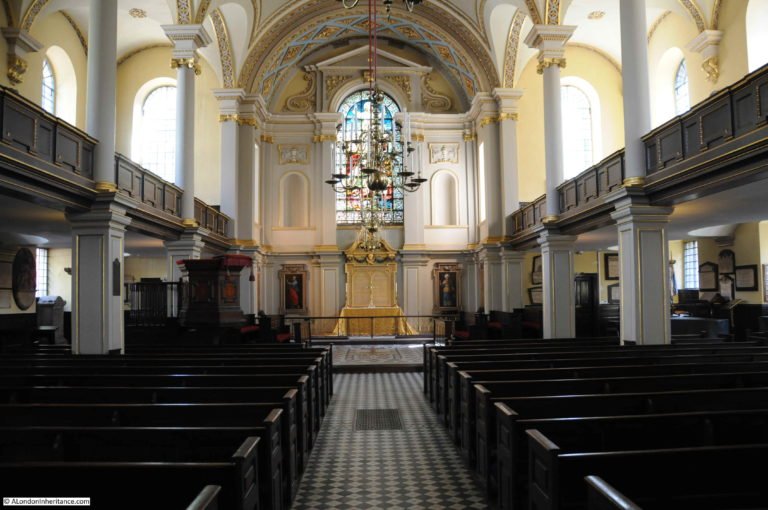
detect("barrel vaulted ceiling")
[4,0,727,103]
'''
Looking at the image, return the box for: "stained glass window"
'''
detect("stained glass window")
[335,90,404,225]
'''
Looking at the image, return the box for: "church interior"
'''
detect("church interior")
[2,0,768,508]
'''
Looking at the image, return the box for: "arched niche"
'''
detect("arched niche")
[279,172,309,228]
[431,169,458,226]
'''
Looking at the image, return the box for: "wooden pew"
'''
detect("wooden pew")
[499,408,768,509]
[527,431,768,510]
[474,368,768,495]
[0,384,306,482]
[584,476,641,510]
[187,485,222,510]
[0,422,285,509]
[0,436,261,510]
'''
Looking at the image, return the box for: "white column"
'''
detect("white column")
[502,249,526,311]
[213,89,245,230]
[86,0,118,190]
[473,94,503,241]
[525,25,575,220]
[68,196,131,354]
[237,95,259,243]
[538,231,576,338]
[165,233,204,283]
[483,245,504,312]
[611,199,673,345]
[620,0,652,183]
[403,119,426,249]
[162,25,212,226]
[493,89,524,223]
[464,130,479,245]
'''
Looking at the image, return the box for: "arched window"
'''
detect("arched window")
[674,60,690,115]
[138,86,177,183]
[561,84,594,179]
[335,90,404,225]
[747,0,768,72]
[41,59,55,114]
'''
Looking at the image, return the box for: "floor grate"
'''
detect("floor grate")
[354,409,403,430]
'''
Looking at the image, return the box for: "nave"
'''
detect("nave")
[292,372,487,510]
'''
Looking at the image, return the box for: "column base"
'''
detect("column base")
[94,181,118,193]
[181,218,199,228]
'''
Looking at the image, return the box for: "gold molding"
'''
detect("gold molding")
[463,133,476,141]
[479,113,518,128]
[219,114,239,122]
[238,117,258,127]
[181,218,199,228]
[313,135,336,143]
[314,245,340,252]
[401,244,427,250]
[232,238,259,247]
[702,56,719,83]
[411,134,425,142]
[623,176,646,187]
[6,55,27,85]
[536,57,566,74]
[210,8,235,88]
[541,215,559,224]
[94,181,118,193]
[260,134,274,144]
[502,11,526,88]
[171,57,201,76]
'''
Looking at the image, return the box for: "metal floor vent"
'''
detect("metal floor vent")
[355,409,403,430]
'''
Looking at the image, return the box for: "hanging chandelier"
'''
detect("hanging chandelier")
[326,0,426,247]
[338,0,424,15]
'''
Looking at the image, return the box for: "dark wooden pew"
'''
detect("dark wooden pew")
[0,422,284,509]
[188,485,223,510]
[499,408,768,509]
[527,432,768,510]
[584,476,641,510]
[0,436,261,510]
[474,368,768,496]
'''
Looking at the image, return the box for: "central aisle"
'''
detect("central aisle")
[291,372,488,509]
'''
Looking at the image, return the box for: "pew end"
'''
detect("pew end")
[187,485,222,510]
[584,476,641,510]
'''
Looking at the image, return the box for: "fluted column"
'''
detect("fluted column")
[620,0,652,184]
[86,0,118,191]
[213,88,245,232]
[162,25,212,226]
[525,25,575,221]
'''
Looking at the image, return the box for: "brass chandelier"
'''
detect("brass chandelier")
[326,0,426,249]
[337,0,424,15]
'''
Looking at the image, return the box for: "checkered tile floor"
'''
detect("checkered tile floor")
[291,372,488,509]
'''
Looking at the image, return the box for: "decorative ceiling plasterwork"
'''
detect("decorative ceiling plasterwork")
[476,0,488,46]
[20,0,49,31]
[545,0,560,24]
[524,0,543,25]
[241,5,496,105]
[210,8,235,88]
[710,0,722,30]
[382,75,412,103]
[325,74,354,99]
[283,71,316,113]
[60,10,87,55]
[421,74,452,112]
[194,0,212,23]
[177,0,192,24]
[647,10,671,42]
[502,10,525,88]
[677,0,706,32]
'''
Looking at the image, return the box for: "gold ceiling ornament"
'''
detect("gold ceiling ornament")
[545,0,561,24]
[382,75,412,102]
[193,0,212,24]
[502,11,525,88]
[129,8,147,19]
[536,57,566,74]
[211,9,236,88]
[171,57,201,75]
[701,56,719,83]
[284,71,317,113]
[711,0,722,30]
[325,74,354,99]
[339,0,425,16]
[587,11,605,20]
[2,0,17,28]
[6,54,27,85]
[647,11,671,42]
[421,73,452,112]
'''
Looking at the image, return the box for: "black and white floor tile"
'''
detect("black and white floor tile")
[291,372,488,510]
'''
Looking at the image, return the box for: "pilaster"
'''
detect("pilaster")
[312,112,342,248]
[165,229,206,283]
[537,229,576,338]
[501,249,526,311]
[493,88,524,226]
[213,88,245,227]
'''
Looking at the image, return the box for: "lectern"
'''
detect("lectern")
[177,254,252,327]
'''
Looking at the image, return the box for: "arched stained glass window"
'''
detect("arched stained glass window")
[335,90,404,225]
[139,86,177,183]
[674,60,690,115]
[41,59,55,114]
[561,84,593,179]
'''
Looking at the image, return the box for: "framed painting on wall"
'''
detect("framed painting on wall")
[718,249,735,274]
[698,262,719,291]
[607,283,620,304]
[528,286,542,305]
[735,265,758,291]
[279,264,308,315]
[531,255,542,285]
[433,263,461,313]
[604,253,619,280]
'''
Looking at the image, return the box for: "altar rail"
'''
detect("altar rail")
[283,315,457,342]
[124,282,183,327]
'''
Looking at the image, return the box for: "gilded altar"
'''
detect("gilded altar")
[332,229,415,336]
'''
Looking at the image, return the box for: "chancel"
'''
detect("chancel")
[2,0,768,508]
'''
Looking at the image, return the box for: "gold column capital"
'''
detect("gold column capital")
[94,181,118,193]
[171,57,201,76]
[219,114,239,123]
[536,57,566,74]
[237,117,258,127]
[260,134,274,144]
[312,134,336,143]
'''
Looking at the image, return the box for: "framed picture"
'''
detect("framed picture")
[718,249,735,274]
[433,263,461,312]
[607,283,620,304]
[12,247,36,310]
[428,143,459,164]
[279,264,308,315]
[604,253,619,280]
[698,262,719,291]
[278,144,309,165]
[531,255,542,285]
[528,286,542,305]
[735,264,758,291]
